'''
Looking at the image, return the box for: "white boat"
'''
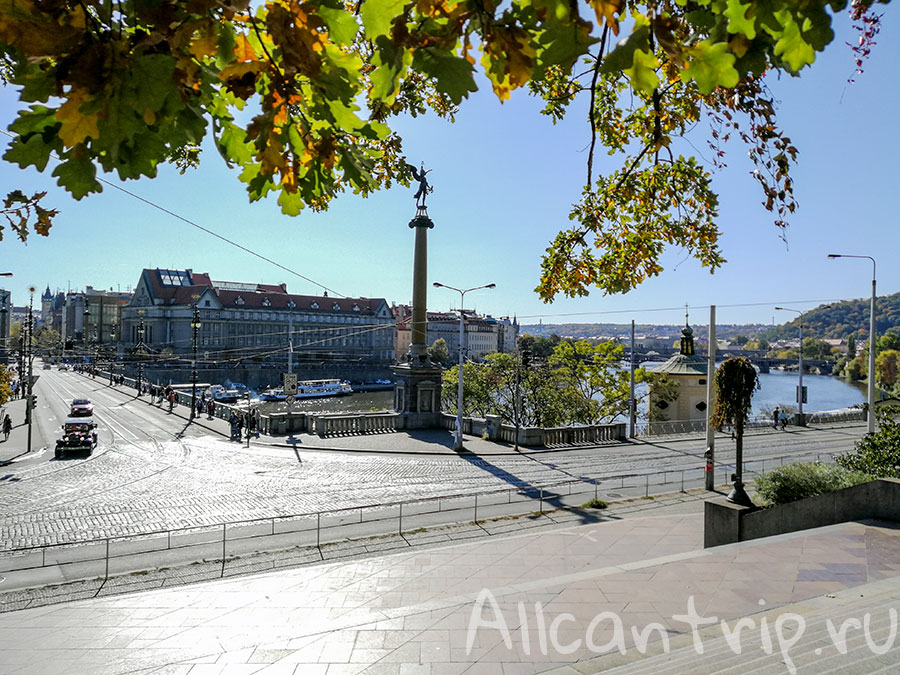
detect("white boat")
[205,384,240,403]
[296,379,353,398]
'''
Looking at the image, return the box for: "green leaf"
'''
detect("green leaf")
[130,54,177,113]
[328,99,365,131]
[680,40,739,94]
[600,26,650,75]
[52,154,102,199]
[360,0,407,39]
[217,23,237,66]
[2,134,53,171]
[773,11,816,71]
[277,188,305,216]
[318,6,360,46]
[724,0,756,39]
[624,48,659,94]
[8,105,58,135]
[412,48,476,105]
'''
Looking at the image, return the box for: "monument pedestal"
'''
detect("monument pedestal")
[392,362,443,429]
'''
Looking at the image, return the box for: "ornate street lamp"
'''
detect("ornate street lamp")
[190,303,201,419]
[136,309,146,395]
[432,281,496,450]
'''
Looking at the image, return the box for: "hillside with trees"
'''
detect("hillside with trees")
[760,294,900,342]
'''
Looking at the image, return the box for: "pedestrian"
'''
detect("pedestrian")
[2,414,11,441]
[772,407,780,429]
[779,409,788,430]
[208,400,216,419]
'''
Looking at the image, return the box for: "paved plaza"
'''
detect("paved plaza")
[1,503,899,674]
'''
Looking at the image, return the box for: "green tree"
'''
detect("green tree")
[33,326,60,351]
[428,338,450,366]
[0,0,889,296]
[847,333,857,360]
[0,367,12,405]
[732,335,749,346]
[877,333,900,354]
[876,349,900,390]
[711,357,760,506]
[836,405,900,478]
[802,337,834,361]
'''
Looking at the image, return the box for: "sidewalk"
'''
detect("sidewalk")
[0,497,898,674]
[0,397,47,465]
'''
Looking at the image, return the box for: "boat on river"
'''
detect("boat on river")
[260,378,353,401]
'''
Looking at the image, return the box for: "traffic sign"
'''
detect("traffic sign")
[283,373,298,395]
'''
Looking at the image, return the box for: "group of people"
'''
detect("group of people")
[772,406,789,430]
[227,410,259,442]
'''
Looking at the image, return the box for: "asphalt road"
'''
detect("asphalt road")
[0,367,867,555]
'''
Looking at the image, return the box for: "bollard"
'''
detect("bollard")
[399,502,403,534]
[474,494,478,524]
[539,488,543,514]
[221,524,226,577]
[681,470,685,493]
[316,512,321,549]
[645,474,649,497]
[105,539,110,581]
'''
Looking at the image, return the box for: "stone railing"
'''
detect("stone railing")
[439,413,625,447]
[310,412,401,437]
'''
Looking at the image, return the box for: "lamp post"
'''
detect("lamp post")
[136,310,146,396]
[432,281,496,450]
[190,304,201,420]
[774,307,806,425]
[26,286,35,453]
[828,254,877,433]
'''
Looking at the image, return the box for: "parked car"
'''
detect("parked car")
[58,365,69,371]
[70,399,94,417]
[43,364,52,370]
[55,418,97,458]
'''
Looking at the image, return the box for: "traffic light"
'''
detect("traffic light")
[521,349,532,368]
[31,394,37,409]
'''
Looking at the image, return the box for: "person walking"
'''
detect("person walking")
[2,414,11,441]
[772,407,780,429]
[779,409,788,430]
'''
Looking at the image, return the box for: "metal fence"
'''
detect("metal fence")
[634,409,865,437]
[0,447,847,591]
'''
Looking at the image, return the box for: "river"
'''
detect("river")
[256,370,867,419]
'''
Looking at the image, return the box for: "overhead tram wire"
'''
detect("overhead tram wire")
[0,129,347,299]
[516,298,852,321]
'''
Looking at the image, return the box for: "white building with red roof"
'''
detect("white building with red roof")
[121,269,395,369]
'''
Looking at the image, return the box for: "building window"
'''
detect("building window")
[262,298,271,306]
[235,297,245,305]
[699,378,707,385]
[311,302,319,310]
[204,300,211,307]
[332,302,341,311]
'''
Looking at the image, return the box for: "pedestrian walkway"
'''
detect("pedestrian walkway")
[0,397,47,465]
[0,499,898,674]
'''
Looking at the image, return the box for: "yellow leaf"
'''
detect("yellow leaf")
[218,60,264,81]
[234,33,257,62]
[56,91,99,148]
[190,35,219,60]
[143,108,156,125]
[590,0,623,35]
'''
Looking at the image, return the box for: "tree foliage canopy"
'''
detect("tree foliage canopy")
[0,0,890,293]
[836,404,900,478]
[441,338,645,426]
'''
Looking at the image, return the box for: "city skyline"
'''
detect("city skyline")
[1,12,897,327]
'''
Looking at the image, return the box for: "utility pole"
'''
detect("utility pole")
[629,320,636,438]
[190,303,201,420]
[705,305,716,491]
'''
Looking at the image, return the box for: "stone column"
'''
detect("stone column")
[392,206,442,428]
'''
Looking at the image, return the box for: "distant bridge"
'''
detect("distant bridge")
[623,349,833,375]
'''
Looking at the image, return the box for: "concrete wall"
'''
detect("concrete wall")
[705,478,900,548]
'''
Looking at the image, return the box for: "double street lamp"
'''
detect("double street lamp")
[432,281,496,451]
[136,310,146,395]
[828,254,877,433]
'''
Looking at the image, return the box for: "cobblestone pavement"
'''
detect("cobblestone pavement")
[0,369,868,549]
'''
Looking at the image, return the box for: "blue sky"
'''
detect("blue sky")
[1,10,897,329]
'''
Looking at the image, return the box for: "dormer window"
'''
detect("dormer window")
[262,297,271,306]
[287,300,296,309]
[235,296,245,305]
[332,302,341,311]
[311,302,319,310]
[352,304,360,312]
